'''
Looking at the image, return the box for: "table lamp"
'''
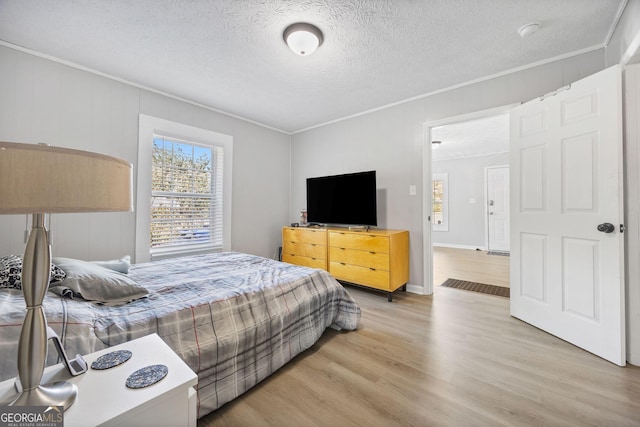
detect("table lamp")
[0,141,132,409]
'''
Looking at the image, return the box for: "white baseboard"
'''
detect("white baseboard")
[432,243,487,251]
[405,283,425,295]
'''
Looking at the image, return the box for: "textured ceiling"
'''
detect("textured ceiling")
[432,114,509,162]
[0,0,626,133]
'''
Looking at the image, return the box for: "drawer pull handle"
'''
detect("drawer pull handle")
[370,268,376,271]
[370,251,375,254]
[341,262,346,265]
[339,247,345,250]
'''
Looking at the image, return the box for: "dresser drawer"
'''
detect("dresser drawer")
[329,261,390,290]
[283,227,326,245]
[329,232,389,253]
[329,247,389,270]
[283,253,326,269]
[283,241,326,259]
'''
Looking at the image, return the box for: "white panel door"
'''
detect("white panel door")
[487,166,510,252]
[510,65,625,366]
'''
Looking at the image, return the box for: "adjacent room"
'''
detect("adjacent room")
[1,1,640,426]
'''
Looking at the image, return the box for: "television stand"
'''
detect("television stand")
[282,227,409,301]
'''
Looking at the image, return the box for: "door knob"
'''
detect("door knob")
[597,223,615,233]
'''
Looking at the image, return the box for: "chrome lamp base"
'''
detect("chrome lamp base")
[9,213,77,410]
[11,382,78,408]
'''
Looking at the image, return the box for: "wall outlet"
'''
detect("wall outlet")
[469,198,476,204]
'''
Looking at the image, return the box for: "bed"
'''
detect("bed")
[0,252,361,417]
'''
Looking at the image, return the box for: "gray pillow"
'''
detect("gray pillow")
[51,257,147,305]
[90,255,131,274]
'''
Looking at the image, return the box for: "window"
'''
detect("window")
[150,136,222,255]
[432,180,444,224]
[136,115,233,262]
[432,173,448,231]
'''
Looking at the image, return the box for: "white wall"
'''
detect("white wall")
[432,153,509,249]
[606,0,640,66]
[0,45,291,261]
[290,50,605,291]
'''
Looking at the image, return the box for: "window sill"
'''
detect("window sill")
[150,244,223,261]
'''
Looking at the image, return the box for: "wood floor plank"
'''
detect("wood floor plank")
[199,286,640,426]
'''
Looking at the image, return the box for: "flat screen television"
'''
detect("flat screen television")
[306,170,377,227]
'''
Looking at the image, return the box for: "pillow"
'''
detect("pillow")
[51,257,148,305]
[90,255,131,274]
[0,254,67,290]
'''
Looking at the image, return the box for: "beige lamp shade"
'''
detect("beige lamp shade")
[0,141,132,214]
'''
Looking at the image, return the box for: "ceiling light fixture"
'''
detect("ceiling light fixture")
[283,22,324,56]
[518,22,541,38]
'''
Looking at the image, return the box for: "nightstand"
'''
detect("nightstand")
[0,333,198,427]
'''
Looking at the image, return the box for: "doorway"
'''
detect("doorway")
[424,107,514,294]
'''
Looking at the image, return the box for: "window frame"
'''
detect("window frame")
[136,115,233,262]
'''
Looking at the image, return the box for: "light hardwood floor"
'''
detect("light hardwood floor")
[199,285,640,426]
[434,246,510,288]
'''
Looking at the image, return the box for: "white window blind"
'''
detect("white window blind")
[150,135,224,257]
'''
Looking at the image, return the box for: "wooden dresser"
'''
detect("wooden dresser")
[282,227,409,301]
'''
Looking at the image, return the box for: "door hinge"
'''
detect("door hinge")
[540,84,571,101]
[621,224,625,233]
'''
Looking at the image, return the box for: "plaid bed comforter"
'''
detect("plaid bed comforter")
[0,252,361,417]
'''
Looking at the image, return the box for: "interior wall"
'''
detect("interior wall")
[432,152,509,249]
[0,45,291,261]
[290,49,605,292]
[606,0,640,66]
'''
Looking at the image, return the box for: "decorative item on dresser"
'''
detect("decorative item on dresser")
[282,227,410,301]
